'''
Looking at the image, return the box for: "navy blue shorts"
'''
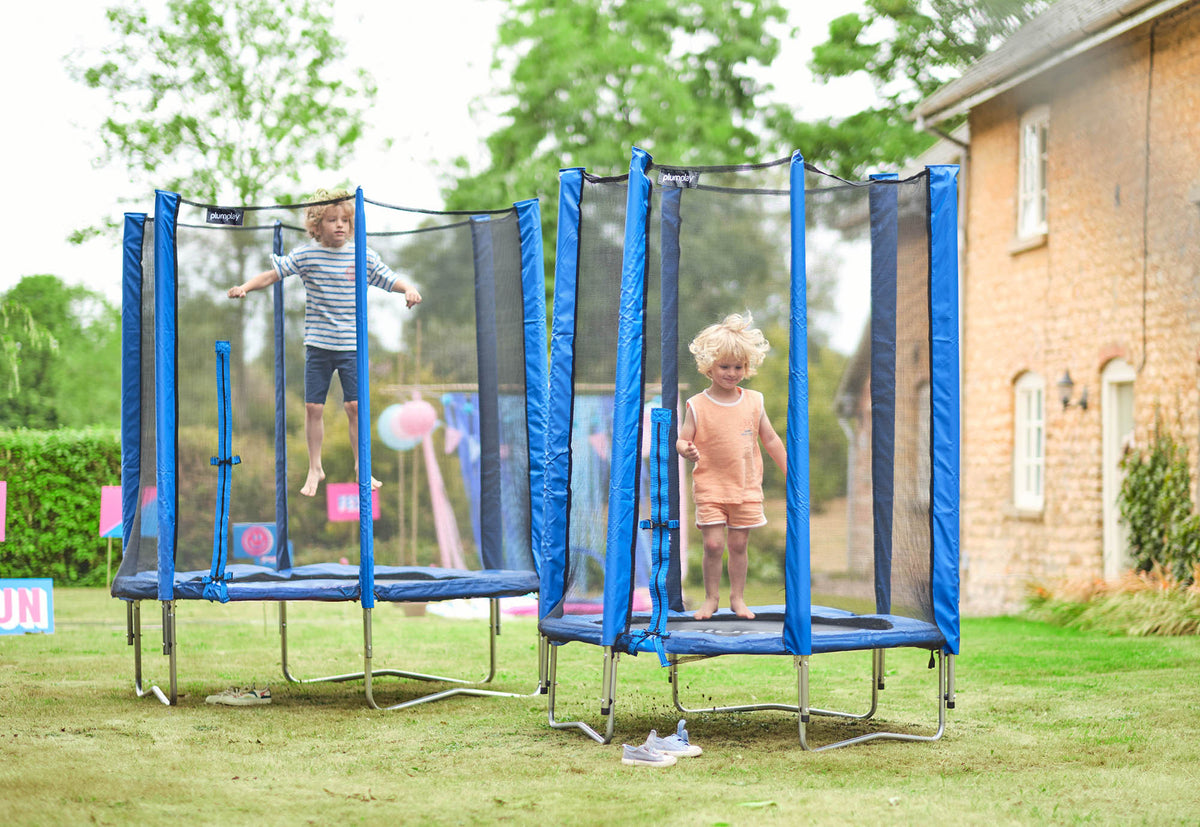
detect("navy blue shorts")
[305,347,358,404]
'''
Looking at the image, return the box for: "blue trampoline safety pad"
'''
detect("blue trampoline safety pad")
[539,605,946,656]
[112,563,538,603]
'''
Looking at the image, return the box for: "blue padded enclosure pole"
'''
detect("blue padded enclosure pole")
[471,215,504,569]
[120,213,146,554]
[603,146,652,646]
[271,220,291,570]
[153,190,181,602]
[354,188,375,608]
[868,173,899,615]
[541,169,583,619]
[783,154,812,656]
[516,197,547,572]
[658,187,685,612]
[928,165,961,655]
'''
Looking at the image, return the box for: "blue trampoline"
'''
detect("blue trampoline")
[113,189,546,709]
[538,148,960,750]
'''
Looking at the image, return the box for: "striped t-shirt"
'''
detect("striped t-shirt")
[272,242,398,351]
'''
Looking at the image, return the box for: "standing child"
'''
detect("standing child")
[675,313,786,620]
[228,188,422,497]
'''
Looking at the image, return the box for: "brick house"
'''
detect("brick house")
[912,0,1200,614]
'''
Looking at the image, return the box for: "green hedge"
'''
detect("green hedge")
[0,429,120,586]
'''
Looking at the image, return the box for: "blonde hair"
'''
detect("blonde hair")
[305,188,354,240]
[688,312,770,378]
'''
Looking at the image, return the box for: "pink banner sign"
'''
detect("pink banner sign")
[100,485,122,538]
[0,579,54,634]
[325,482,380,522]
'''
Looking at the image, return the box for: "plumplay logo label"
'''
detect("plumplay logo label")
[205,207,244,226]
[0,579,54,635]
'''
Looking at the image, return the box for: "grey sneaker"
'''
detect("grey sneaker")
[644,719,702,757]
[205,686,272,706]
[621,743,677,767]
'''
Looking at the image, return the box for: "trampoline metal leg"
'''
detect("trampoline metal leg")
[546,641,616,744]
[669,649,881,721]
[359,602,539,712]
[797,651,949,752]
[281,600,538,709]
[127,600,172,706]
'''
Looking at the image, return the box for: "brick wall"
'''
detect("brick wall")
[961,4,1200,614]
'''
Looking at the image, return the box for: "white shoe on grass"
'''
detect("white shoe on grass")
[205,686,272,706]
[643,719,703,757]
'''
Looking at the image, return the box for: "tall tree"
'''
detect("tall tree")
[69,0,376,209]
[68,0,378,413]
[446,0,789,212]
[770,0,1051,178]
[0,276,119,430]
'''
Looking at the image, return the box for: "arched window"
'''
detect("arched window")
[1013,371,1045,511]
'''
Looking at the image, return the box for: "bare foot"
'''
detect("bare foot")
[300,468,325,497]
[355,467,383,490]
[693,599,719,620]
[730,599,756,620]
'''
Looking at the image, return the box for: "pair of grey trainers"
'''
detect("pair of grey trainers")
[621,720,703,767]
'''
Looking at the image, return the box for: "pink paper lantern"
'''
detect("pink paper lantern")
[398,399,438,439]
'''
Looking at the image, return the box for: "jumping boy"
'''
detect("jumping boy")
[227,188,422,497]
[676,313,786,620]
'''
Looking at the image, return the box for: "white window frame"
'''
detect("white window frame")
[1017,105,1049,239]
[1013,372,1045,511]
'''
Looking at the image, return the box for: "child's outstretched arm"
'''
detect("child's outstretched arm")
[759,407,787,474]
[676,405,700,463]
[389,280,422,309]
[227,269,280,298]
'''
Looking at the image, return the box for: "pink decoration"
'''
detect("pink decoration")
[325,482,381,522]
[99,485,122,538]
[398,399,438,439]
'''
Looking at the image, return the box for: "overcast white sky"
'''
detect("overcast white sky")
[2,0,875,348]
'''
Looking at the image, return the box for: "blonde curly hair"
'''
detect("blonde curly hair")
[304,188,354,240]
[688,312,770,379]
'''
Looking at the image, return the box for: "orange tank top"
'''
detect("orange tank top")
[686,388,764,504]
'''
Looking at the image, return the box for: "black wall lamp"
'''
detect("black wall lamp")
[1057,370,1088,411]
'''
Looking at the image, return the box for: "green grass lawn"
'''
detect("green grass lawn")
[2,588,1198,825]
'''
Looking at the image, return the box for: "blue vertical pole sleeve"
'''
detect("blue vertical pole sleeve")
[783,154,812,656]
[516,198,547,574]
[120,214,146,555]
[153,190,180,602]
[869,173,899,615]
[603,146,651,646]
[928,165,961,655]
[540,169,583,619]
[354,188,375,608]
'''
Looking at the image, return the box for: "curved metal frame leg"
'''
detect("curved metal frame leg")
[669,649,883,721]
[545,639,617,744]
[353,603,541,711]
[127,600,174,706]
[797,651,953,751]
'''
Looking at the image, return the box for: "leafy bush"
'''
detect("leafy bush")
[1118,428,1200,585]
[0,429,120,586]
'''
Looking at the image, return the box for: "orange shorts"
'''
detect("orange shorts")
[695,502,766,530]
